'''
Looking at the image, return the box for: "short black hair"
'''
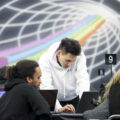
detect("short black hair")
[58,38,81,55]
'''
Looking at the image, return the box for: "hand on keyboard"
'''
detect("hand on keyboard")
[58,104,75,112]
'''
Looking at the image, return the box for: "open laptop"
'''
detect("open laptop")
[59,91,98,119]
[76,91,98,113]
[0,88,5,98]
[39,89,58,111]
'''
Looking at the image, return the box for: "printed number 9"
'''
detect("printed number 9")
[109,56,113,63]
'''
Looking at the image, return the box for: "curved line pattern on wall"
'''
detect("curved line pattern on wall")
[0,0,120,89]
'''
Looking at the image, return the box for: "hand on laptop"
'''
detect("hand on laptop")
[58,104,75,112]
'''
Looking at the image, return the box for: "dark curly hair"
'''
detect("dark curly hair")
[6,60,39,80]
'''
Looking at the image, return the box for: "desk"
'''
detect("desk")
[52,113,109,120]
[52,113,84,120]
[52,113,63,120]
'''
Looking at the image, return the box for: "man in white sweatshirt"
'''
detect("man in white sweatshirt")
[39,38,90,112]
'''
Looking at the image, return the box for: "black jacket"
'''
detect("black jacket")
[0,78,52,120]
[109,83,120,116]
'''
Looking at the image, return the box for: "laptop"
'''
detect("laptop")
[76,91,98,113]
[60,91,98,120]
[0,88,5,98]
[39,89,58,111]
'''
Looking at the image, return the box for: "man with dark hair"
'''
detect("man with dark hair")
[39,38,90,112]
[58,38,80,56]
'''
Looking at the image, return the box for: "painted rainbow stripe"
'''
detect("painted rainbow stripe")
[69,16,105,44]
[0,15,105,64]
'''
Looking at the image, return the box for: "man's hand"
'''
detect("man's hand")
[58,104,75,112]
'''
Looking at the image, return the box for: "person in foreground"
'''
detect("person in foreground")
[83,69,120,119]
[39,38,90,112]
[109,69,120,116]
[0,60,52,120]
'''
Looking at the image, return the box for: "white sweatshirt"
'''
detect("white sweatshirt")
[39,42,90,111]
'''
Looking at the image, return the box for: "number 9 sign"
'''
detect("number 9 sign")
[105,54,117,65]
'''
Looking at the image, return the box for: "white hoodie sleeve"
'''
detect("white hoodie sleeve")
[39,53,62,111]
[75,51,90,98]
[39,42,60,89]
[39,53,53,89]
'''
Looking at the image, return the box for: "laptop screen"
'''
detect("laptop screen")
[0,89,5,98]
[76,91,98,113]
[39,89,58,111]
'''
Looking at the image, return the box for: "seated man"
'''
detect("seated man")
[0,60,52,120]
[39,38,90,112]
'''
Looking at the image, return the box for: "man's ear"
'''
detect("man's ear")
[26,76,32,84]
[57,50,62,56]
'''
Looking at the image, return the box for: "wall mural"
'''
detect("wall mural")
[0,0,120,90]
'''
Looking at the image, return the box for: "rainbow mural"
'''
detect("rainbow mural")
[0,0,120,89]
[0,15,105,65]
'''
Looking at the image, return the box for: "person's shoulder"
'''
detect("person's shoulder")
[77,50,85,59]
[15,83,36,92]
[49,41,60,50]
[46,41,60,55]
[39,41,60,61]
[17,84,39,96]
[111,83,120,90]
